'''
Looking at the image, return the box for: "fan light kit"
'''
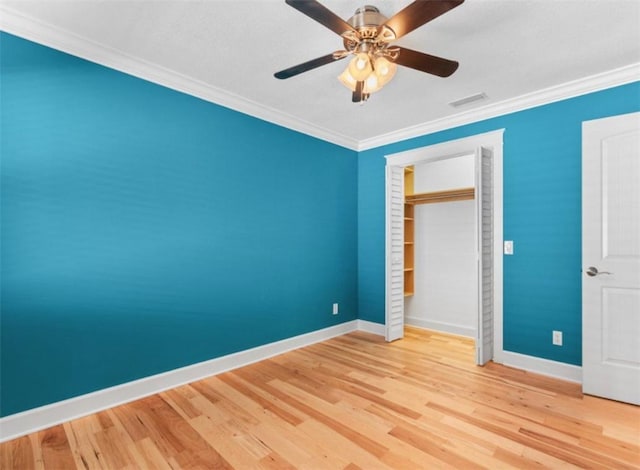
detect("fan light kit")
[275,0,464,103]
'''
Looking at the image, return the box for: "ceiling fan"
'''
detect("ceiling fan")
[274,0,464,103]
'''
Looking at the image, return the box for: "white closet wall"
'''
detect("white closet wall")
[405,155,477,337]
[413,155,475,191]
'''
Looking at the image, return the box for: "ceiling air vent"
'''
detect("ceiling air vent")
[449,92,487,108]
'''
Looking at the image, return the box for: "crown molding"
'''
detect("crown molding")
[0,6,360,151]
[1,5,637,154]
[358,63,640,151]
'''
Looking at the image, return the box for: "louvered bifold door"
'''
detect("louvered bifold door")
[476,147,494,365]
[386,164,405,342]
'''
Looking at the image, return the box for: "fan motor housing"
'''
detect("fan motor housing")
[347,5,387,29]
[343,5,389,50]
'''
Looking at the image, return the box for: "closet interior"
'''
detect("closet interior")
[403,155,478,338]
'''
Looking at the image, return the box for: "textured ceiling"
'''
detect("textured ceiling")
[1,0,639,149]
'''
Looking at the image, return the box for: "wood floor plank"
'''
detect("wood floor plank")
[103,408,157,469]
[492,446,564,469]
[332,399,457,469]
[62,420,106,469]
[94,426,138,469]
[2,326,639,469]
[134,437,174,470]
[389,423,485,469]
[38,426,76,469]
[216,372,305,426]
[0,435,35,470]
[160,387,203,422]
[27,433,45,470]
[267,378,389,458]
[257,451,297,470]
[295,419,391,469]
[250,421,314,465]
[193,378,260,428]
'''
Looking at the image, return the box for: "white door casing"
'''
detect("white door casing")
[385,164,405,341]
[582,112,640,405]
[476,147,494,365]
[385,129,504,358]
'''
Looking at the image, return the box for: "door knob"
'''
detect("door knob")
[586,266,613,277]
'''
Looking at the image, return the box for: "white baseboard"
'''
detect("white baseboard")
[402,322,580,384]
[356,319,385,336]
[0,320,358,443]
[0,320,583,443]
[500,350,582,384]
[405,316,475,339]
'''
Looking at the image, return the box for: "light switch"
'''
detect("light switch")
[504,240,514,255]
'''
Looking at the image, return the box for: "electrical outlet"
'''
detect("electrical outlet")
[332,303,339,315]
[552,330,563,346]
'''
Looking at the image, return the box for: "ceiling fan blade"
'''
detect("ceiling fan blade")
[274,53,347,79]
[285,0,356,37]
[380,0,464,41]
[394,47,459,77]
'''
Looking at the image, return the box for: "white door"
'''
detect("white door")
[385,164,405,341]
[476,147,494,365]
[582,112,640,405]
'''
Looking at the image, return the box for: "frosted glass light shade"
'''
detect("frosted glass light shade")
[348,53,372,81]
[338,69,357,91]
[364,73,380,94]
[338,54,397,95]
[374,56,397,86]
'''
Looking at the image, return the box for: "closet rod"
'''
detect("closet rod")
[406,187,475,205]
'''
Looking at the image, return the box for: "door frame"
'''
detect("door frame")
[384,129,505,363]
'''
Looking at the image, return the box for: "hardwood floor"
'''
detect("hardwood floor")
[2,327,639,469]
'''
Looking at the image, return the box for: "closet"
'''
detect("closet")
[404,155,478,338]
[386,133,500,361]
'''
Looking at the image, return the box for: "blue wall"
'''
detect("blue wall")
[0,33,358,416]
[2,30,639,418]
[358,81,640,366]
